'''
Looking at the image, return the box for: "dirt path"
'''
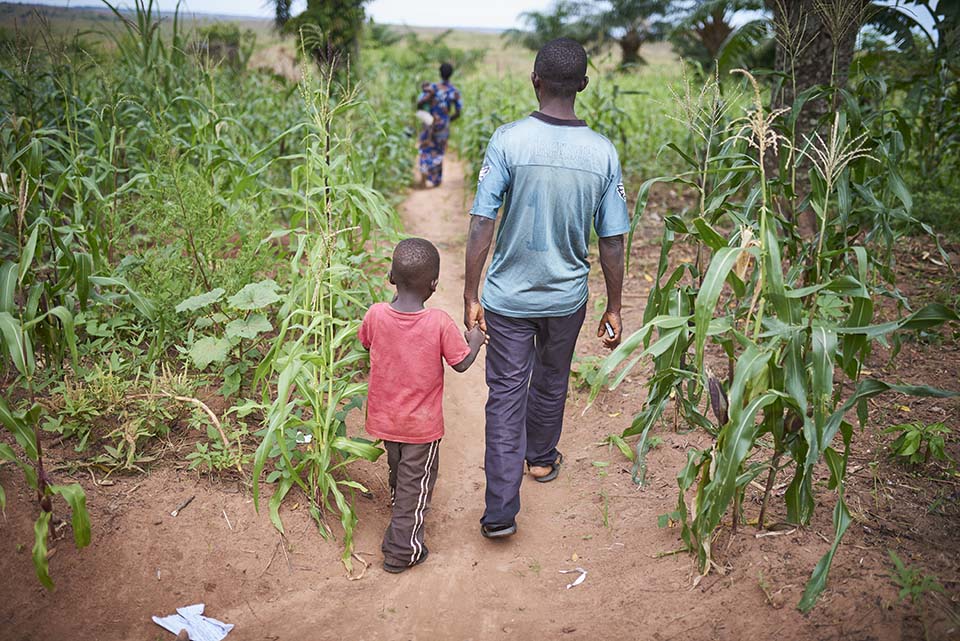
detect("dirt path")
[234,157,659,639]
[1,156,938,641]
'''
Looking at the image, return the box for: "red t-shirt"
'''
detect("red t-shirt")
[359,303,471,443]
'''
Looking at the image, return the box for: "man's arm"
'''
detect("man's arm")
[597,234,625,349]
[463,215,495,331]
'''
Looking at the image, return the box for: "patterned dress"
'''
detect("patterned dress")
[417,81,462,186]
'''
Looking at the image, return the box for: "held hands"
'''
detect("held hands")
[463,296,486,333]
[597,309,622,350]
[465,324,487,350]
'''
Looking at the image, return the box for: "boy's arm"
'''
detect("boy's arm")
[597,234,624,349]
[463,215,495,331]
[451,325,485,372]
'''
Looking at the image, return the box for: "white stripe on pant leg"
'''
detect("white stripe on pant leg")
[409,440,438,564]
[409,440,439,565]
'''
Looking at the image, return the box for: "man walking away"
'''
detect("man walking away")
[463,38,629,539]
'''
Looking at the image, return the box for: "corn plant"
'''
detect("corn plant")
[251,55,398,572]
[592,68,958,611]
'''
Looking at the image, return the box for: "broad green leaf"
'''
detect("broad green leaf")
[692,217,727,251]
[811,326,837,420]
[726,343,771,421]
[225,314,273,340]
[268,475,294,534]
[75,253,94,309]
[228,279,281,310]
[0,262,16,314]
[18,226,39,284]
[175,288,226,313]
[51,483,91,547]
[189,336,231,369]
[89,276,156,320]
[331,436,383,462]
[0,311,34,377]
[23,306,78,369]
[701,391,780,535]
[627,176,676,272]
[799,495,851,612]
[608,434,636,461]
[761,210,795,323]
[33,510,53,590]
[694,247,743,369]
[0,396,38,461]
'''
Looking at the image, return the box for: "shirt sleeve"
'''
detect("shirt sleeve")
[453,88,462,114]
[358,307,373,350]
[440,313,471,366]
[469,128,510,219]
[594,155,631,238]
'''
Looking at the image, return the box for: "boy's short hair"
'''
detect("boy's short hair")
[440,62,453,80]
[534,38,587,98]
[392,238,440,289]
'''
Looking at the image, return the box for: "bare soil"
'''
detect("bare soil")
[1,158,958,641]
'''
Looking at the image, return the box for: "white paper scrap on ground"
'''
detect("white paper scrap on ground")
[152,603,234,641]
[559,567,588,589]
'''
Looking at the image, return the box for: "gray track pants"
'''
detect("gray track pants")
[481,304,586,527]
[382,439,440,567]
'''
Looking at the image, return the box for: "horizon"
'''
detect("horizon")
[2,0,940,41]
[1,0,554,29]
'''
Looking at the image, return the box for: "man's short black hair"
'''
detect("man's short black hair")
[534,38,587,98]
[392,238,440,290]
[440,62,453,81]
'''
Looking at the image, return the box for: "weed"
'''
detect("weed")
[571,356,605,392]
[598,490,611,528]
[884,421,953,467]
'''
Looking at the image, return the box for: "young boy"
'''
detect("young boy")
[359,237,484,573]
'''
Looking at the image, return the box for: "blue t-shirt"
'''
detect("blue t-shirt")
[470,112,631,318]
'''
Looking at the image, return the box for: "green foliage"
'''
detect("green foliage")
[228,280,281,311]
[250,59,397,572]
[889,550,945,605]
[0,0,404,586]
[668,1,774,75]
[884,421,952,467]
[854,1,960,234]
[190,336,231,370]
[0,396,91,589]
[571,355,604,391]
[196,22,256,70]
[590,65,959,612]
[186,420,251,473]
[506,0,672,67]
[285,0,367,66]
[504,1,594,51]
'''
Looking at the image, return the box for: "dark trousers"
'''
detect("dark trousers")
[382,439,440,567]
[481,304,586,527]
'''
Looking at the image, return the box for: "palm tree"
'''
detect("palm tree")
[585,0,672,66]
[505,0,671,67]
[504,1,593,51]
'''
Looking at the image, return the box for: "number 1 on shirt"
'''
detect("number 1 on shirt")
[525,191,547,252]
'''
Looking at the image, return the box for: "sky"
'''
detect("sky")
[10,0,941,34]
[10,0,557,27]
